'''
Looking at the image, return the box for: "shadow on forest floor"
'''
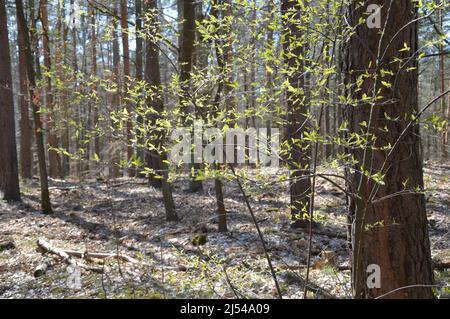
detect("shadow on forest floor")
[0,163,449,298]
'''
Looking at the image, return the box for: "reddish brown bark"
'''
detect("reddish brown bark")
[346,0,433,298]
[0,0,21,201]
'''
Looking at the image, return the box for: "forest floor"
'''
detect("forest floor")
[1,162,449,299]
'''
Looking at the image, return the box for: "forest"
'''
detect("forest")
[0,0,449,300]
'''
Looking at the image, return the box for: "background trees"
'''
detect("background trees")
[1,0,449,299]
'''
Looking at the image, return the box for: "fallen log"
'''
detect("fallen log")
[36,239,103,273]
[37,238,79,267]
[34,259,53,278]
[62,249,140,264]
[37,238,155,267]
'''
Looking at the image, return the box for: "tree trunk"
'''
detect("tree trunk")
[0,0,21,201]
[178,0,202,192]
[16,0,52,214]
[91,8,100,163]
[60,6,70,177]
[281,0,312,228]
[135,0,145,175]
[145,0,178,221]
[70,0,81,177]
[40,0,61,178]
[16,0,33,180]
[209,0,228,232]
[346,0,434,299]
[439,9,447,160]
[265,0,274,167]
[143,0,161,188]
[121,0,135,177]
[80,15,90,175]
[110,2,121,179]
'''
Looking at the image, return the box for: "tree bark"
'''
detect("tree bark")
[60,2,70,177]
[110,2,121,179]
[438,9,447,160]
[16,0,33,180]
[0,0,21,201]
[135,0,145,174]
[70,0,81,177]
[179,0,202,192]
[16,0,52,213]
[281,0,312,228]
[121,0,135,177]
[145,0,178,221]
[212,0,227,232]
[346,0,434,298]
[40,0,61,178]
[91,8,100,163]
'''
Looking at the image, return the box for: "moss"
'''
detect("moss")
[192,234,207,246]
[321,264,337,275]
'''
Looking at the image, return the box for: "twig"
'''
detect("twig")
[222,266,241,299]
[37,238,142,266]
[374,284,440,299]
[228,164,282,299]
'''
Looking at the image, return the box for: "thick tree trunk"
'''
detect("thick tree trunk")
[16,0,52,213]
[0,0,21,201]
[346,0,434,298]
[281,0,312,228]
[145,0,178,221]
